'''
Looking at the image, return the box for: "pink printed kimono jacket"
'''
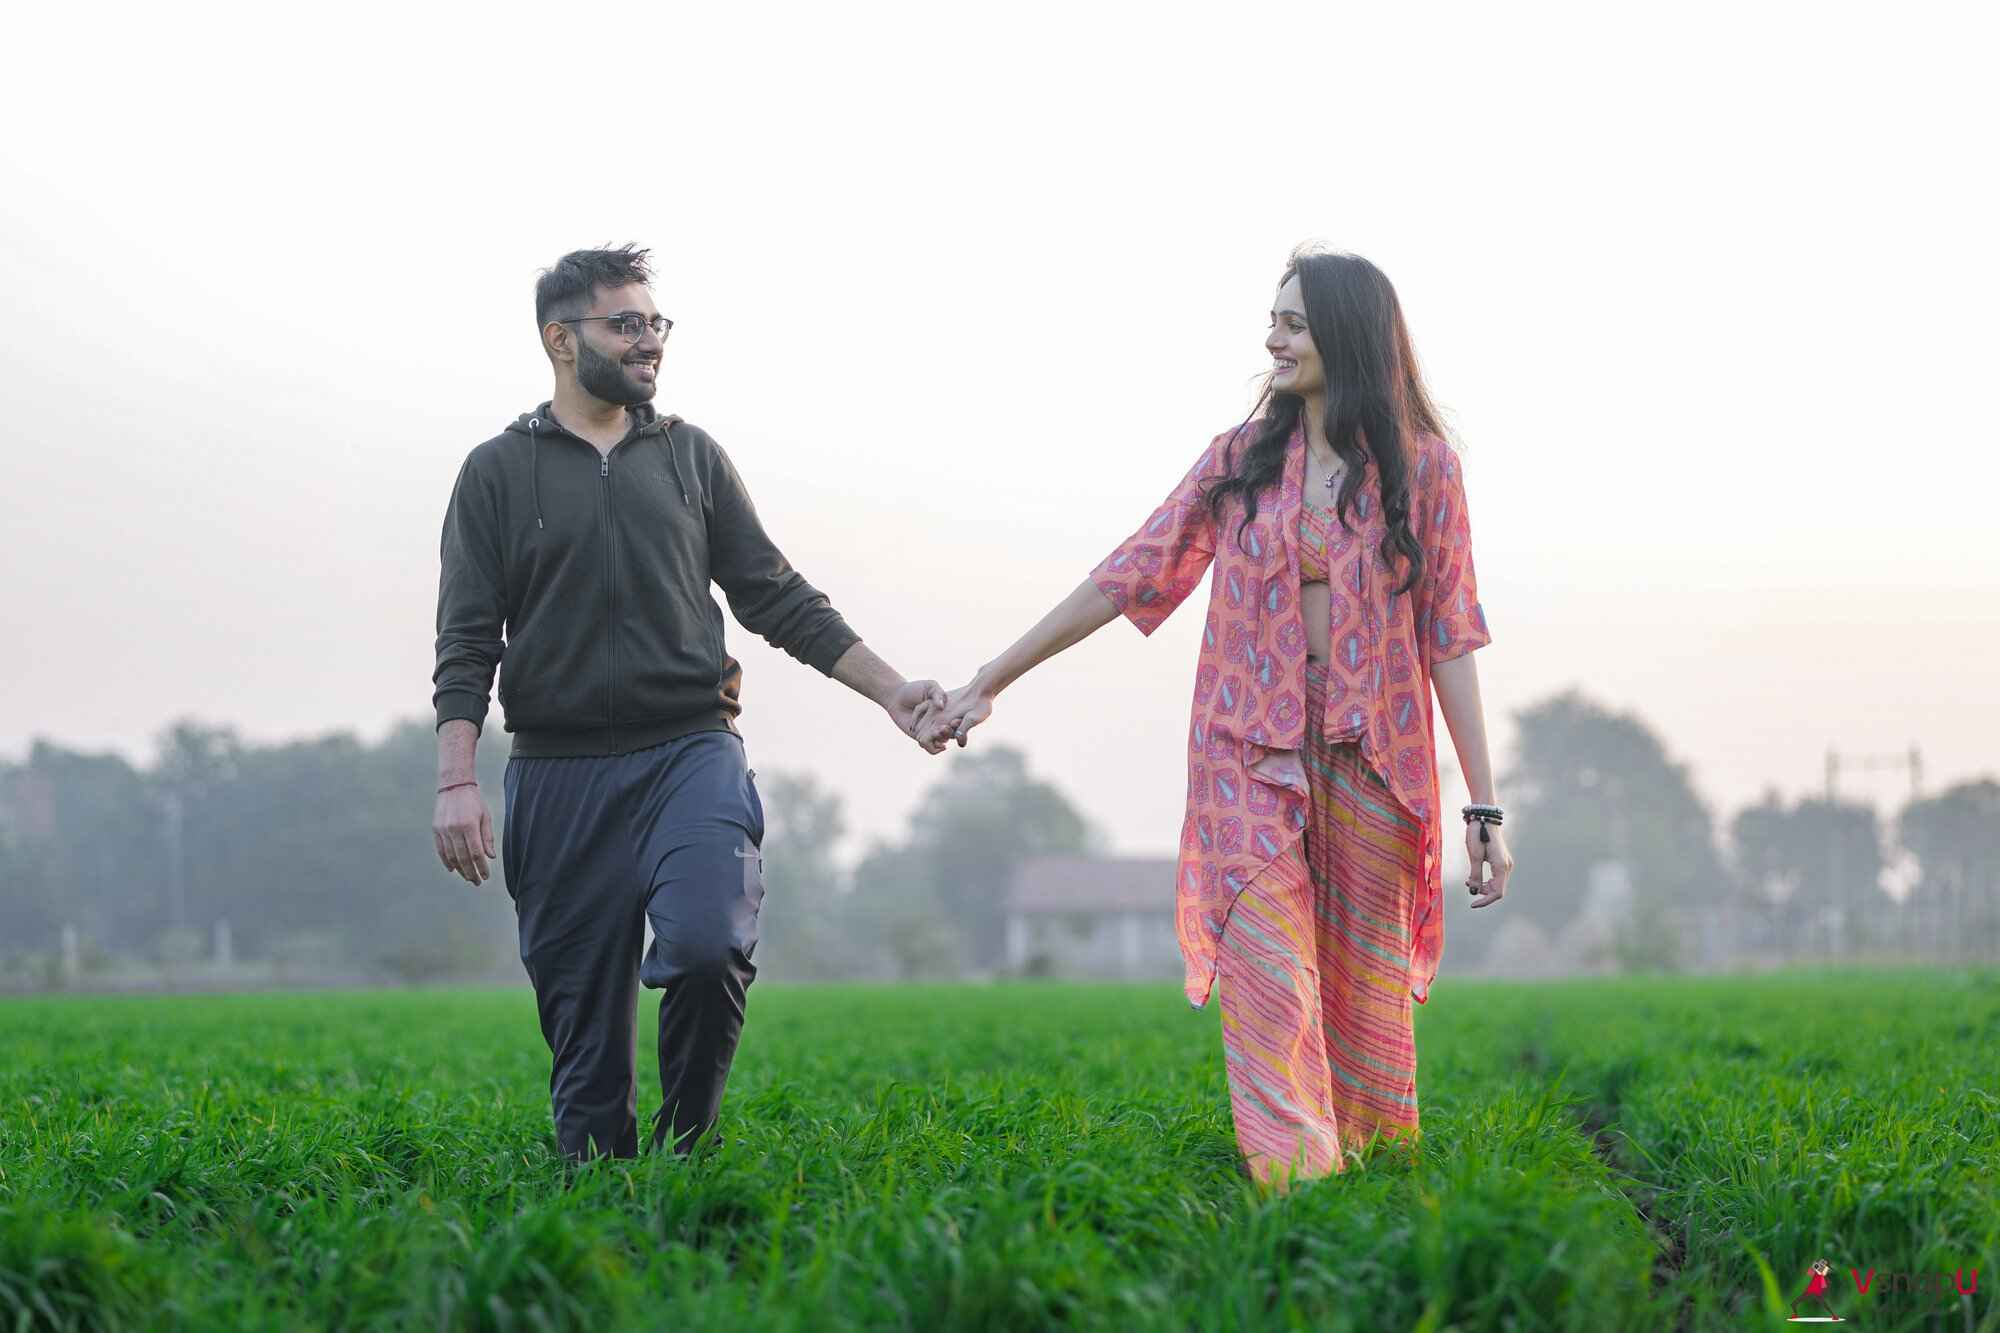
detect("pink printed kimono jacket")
[1090,418,1492,1010]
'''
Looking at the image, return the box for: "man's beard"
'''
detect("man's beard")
[576,337,656,405]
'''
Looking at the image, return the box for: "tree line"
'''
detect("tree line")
[1,690,1993,987]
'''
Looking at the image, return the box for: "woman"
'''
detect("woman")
[922,246,1514,1191]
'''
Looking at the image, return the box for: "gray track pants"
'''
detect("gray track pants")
[500,728,766,1162]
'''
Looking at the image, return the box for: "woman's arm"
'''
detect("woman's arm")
[931,578,1121,744]
[1432,649,1513,907]
[1430,651,1495,804]
[931,432,1231,746]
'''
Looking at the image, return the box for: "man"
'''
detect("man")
[431,245,945,1164]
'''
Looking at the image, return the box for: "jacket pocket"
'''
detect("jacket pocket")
[496,619,605,730]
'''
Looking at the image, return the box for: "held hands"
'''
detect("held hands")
[1465,821,1514,908]
[899,579,1111,752]
[887,679,952,754]
[917,678,995,750]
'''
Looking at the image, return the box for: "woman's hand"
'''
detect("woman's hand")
[1465,821,1513,908]
[923,679,994,748]
[918,579,1123,750]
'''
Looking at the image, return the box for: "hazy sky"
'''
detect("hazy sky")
[3,5,1993,868]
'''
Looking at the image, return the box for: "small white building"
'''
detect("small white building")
[1003,856,1181,979]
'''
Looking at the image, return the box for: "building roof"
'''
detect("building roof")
[1006,855,1178,915]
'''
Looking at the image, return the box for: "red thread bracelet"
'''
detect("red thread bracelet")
[437,780,478,793]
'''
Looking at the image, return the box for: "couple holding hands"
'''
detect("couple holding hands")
[431,242,1511,1188]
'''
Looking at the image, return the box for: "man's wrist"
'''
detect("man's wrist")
[830,641,905,710]
[435,718,479,790]
[872,667,909,711]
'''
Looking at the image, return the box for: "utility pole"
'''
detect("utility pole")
[1824,745,1924,803]
[1824,744,1926,962]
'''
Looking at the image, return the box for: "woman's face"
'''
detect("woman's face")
[1266,273,1324,398]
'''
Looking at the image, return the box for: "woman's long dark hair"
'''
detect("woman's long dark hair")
[1203,246,1448,597]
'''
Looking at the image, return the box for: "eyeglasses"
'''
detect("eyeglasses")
[558,312,674,341]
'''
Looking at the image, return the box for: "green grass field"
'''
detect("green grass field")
[2,968,1995,1331]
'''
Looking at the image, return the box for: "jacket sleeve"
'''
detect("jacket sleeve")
[432,453,508,731]
[1414,438,1493,670]
[1088,436,1230,636]
[702,435,863,676]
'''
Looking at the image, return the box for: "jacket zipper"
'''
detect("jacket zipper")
[602,451,616,746]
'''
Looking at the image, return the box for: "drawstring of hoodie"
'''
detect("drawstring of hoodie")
[666,423,688,504]
[528,416,545,529]
[526,413,687,525]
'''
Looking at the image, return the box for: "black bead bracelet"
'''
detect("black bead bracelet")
[1462,803,1504,847]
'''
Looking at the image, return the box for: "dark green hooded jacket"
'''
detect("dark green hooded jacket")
[432,401,861,756]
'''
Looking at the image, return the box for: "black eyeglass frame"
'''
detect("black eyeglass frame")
[556,312,674,341]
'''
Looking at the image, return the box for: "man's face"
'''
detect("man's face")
[566,282,665,406]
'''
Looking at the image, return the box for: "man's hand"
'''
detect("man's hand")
[433,783,495,885]
[827,644,950,755]
[887,679,950,754]
[924,680,994,749]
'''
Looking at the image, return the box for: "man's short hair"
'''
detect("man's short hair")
[534,245,654,330]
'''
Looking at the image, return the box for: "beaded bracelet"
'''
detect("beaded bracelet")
[1462,803,1504,847]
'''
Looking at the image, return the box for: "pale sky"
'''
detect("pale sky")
[3,4,1993,868]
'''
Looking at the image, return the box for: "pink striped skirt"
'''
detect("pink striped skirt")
[1215,656,1424,1190]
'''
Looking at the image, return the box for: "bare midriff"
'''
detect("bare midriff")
[1299,496,1334,662]
[1301,580,1330,662]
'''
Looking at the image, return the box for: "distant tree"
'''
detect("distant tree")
[1498,689,1728,944]
[0,762,52,956]
[1729,788,1800,906]
[842,744,1102,976]
[754,771,859,980]
[13,741,158,955]
[844,838,971,981]
[9,716,517,981]
[1898,779,2000,958]
[3,715,1125,986]
[1727,790,1890,955]
[146,715,515,977]
[153,719,244,791]
[150,718,246,948]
